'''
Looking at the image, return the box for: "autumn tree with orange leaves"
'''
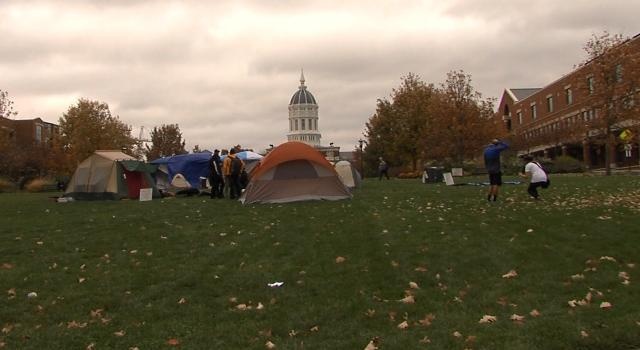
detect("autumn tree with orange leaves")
[53,99,137,175]
[364,71,498,173]
[425,70,499,166]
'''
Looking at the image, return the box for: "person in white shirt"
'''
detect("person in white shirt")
[519,155,549,200]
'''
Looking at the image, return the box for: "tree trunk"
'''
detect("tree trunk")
[604,127,613,176]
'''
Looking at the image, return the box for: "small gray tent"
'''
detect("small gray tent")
[64,150,160,200]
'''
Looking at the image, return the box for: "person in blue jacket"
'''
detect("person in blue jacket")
[483,139,509,202]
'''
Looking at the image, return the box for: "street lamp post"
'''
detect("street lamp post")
[358,138,365,179]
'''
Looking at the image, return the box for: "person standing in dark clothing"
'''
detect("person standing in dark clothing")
[483,139,509,202]
[378,157,390,180]
[222,148,245,200]
[209,149,224,198]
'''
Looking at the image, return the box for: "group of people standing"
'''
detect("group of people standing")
[208,148,246,200]
[483,138,550,201]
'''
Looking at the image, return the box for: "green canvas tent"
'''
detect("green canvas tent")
[64,150,160,200]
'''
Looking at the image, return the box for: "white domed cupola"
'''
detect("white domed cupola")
[287,69,321,146]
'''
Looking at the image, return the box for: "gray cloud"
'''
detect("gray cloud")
[2,0,639,153]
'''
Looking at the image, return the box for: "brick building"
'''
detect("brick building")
[495,33,640,169]
[0,116,59,147]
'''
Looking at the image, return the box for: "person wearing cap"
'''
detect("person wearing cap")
[483,139,509,202]
[208,149,224,198]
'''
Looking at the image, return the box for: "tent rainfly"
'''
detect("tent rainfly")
[149,152,212,189]
[240,141,351,204]
[334,160,362,189]
[64,150,160,200]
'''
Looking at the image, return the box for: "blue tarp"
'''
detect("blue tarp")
[150,152,212,188]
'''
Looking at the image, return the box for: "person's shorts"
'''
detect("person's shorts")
[488,172,502,186]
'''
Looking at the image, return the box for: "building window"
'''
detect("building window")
[301,119,305,130]
[615,64,623,82]
[587,76,595,94]
[35,125,42,143]
[565,88,573,105]
[582,109,595,122]
[517,112,522,125]
[295,119,298,130]
[547,96,554,113]
[531,104,537,120]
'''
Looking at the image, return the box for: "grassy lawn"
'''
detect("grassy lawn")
[1,175,640,349]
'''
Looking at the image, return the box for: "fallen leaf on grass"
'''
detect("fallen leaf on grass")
[167,338,180,346]
[529,309,541,317]
[397,321,409,329]
[90,309,103,318]
[288,329,298,337]
[478,315,497,324]
[86,343,95,350]
[510,314,525,322]
[419,336,431,344]
[452,331,462,338]
[2,324,13,334]
[502,270,518,279]
[78,277,86,284]
[365,309,376,317]
[580,330,589,338]
[599,256,617,262]
[113,330,125,337]
[310,325,319,332]
[265,340,276,349]
[1,263,14,270]
[418,313,436,327]
[67,321,87,329]
[178,298,187,304]
[414,266,428,272]
[600,301,612,309]
[399,295,415,304]
[335,256,346,263]
[571,274,585,281]
[409,281,419,289]
[390,261,399,267]
[363,337,379,350]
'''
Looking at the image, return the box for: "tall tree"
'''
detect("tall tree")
[426,71,498,165]
[579,31,640,174]
[56,99,136,174]
[144,124,187,161]
[0,89,17,119]
[364,73,434,171]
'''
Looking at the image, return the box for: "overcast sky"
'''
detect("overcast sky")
[1,1,638,153]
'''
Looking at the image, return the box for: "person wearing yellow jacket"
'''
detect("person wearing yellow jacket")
[222,148,245,199]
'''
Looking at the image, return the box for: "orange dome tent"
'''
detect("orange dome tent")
[240,142,351,204]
